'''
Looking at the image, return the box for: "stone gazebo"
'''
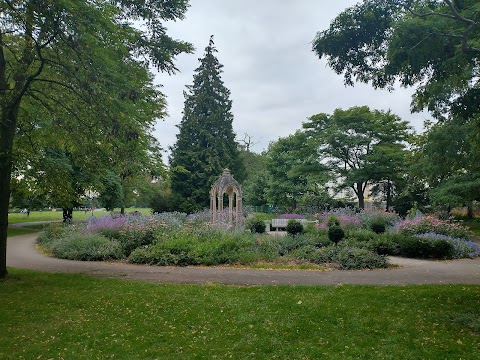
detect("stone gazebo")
[210,168,243,227]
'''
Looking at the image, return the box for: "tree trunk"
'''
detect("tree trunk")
[120,207,125,215]
[466,201,474,219]
[386,180,392,212]
[356,182,365,209]
[0,104,20,278]
[62,207,73,224]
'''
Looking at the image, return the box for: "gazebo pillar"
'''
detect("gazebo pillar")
[210,168,243,228]
[236,195,243,226]
[228,191,234,225]
[210,189,217,224]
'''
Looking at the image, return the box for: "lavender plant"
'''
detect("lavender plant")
[414,233,480,259]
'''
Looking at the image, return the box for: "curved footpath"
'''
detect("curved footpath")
[6,230,480,286]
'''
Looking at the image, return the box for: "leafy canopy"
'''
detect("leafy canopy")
[303,106,411,209]
[312,0,480,118]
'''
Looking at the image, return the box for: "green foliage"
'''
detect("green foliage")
[396,236,454,260]
[36,223,74,245]
[312,0,480,213]
[309,244,387,270]
[327,215,340,227]
[0,0,193,277]
[286,220,304,236]
[328,225,345,244]
[395,215,471,239]
[312,0,480,119]
[240,149,269,207]
[265,131,330,212]
[303,107,410,209]
[345,229,378,242]
[411,118,480,211]
[370,221,386,234]
[169,36,245,212]
[129,230,256,266]
[247,219,266,234]
[366,236,401,256]
[335,247,388,270]
[99,228,156,257]
[98,171,124,211]
[46,234,123,261]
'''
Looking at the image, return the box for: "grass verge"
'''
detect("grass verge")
[6,228,37,237]
[1,269,479,359]
[7,208,151,224]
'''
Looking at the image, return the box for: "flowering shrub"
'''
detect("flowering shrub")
[414,233,480,259]
[394,214,471,239]
[315,209,398,232]
[87,215,126,231]
[359,210,400,231]
[316,208,360,230]
[37,207,479,269]
[47,233,123,261]
[309,244,387,269]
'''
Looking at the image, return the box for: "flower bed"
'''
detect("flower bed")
[37,210,480,269]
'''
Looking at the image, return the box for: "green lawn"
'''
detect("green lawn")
[7,208,151,224]
[1,269,479,359]
[464,219,480,237]
[6,227,38,237]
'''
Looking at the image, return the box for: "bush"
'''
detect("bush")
[308,245,387,269]
[309,246,338,264]
[394,214,471,238]
[248,219,266,234]
[129,238,197,266]
[286,220,304,236]
[47,234,123,261]
[366,236,400,256]
[345,229,377,242]
[335,247,388,270]
[328,225,345,244]
[37,223,75,245]
[370,221,386,234]
[327,215,340,227]
[116,228,157,257]
[360,210,400,231]
[396,234,454,259]
[413,233,480,259]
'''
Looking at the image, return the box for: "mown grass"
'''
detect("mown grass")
[1,269,479,359]
[7,208,151,224]
[6,228,37,237]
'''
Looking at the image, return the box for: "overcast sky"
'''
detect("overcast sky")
[154,0,430,161]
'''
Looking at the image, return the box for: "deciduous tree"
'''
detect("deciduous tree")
[0,0,193,278]
[303,106,410,209]
[312,0,480,119]
[265,131,329,212]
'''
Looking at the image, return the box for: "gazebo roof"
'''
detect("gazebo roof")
[211,168,242,195]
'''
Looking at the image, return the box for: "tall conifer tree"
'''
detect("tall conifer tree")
[169,36,244,212]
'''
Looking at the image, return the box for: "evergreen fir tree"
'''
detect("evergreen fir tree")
[169,36,245,212]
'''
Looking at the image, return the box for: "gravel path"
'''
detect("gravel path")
[6,230,480,285]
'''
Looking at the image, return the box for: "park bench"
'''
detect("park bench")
[270,218,309,231]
